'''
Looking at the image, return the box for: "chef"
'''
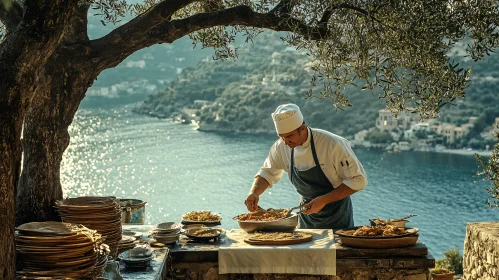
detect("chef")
[244,103,368,229]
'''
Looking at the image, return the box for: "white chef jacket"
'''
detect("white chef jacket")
[256,127,368,190]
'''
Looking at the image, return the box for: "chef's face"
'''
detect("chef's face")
[278,125,307,148]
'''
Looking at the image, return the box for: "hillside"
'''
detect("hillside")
[134,32,499,138]
[81,13,212,108]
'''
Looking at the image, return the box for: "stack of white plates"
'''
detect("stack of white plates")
[151,222,181,245]
[55,196,122,258]
[15,221,109,279]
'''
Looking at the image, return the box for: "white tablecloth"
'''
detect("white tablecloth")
[219,229,336,275]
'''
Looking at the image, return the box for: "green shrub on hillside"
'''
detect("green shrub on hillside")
[366,130,394,144]
[434,247,463,275]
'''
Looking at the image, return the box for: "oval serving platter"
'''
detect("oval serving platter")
[335,226,419,239]
[338,235,419,249]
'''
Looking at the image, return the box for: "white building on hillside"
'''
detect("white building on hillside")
[376,109,398,131]
[375,109,420,131]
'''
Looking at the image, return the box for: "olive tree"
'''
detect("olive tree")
[478,123,499,209]
[1,0,498,277]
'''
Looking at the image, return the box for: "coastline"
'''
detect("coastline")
[435,149,492,157]
[197,123,495,158]
[196,122,495,157]
[136,110,495,158]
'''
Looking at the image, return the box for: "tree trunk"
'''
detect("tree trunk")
[16,47,95,226]
[0,40,62,280]
[0,112,23,280]
[15,79,66,225]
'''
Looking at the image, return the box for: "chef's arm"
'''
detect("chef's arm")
[245,176,270,212]
[303,184,357,214]
[249,175,270,196]
[322,184,357,203]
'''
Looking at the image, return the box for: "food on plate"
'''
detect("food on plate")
[182,210,222,222]
[248,231,312,241]
[234,208,288,221]
[338,225,407,237]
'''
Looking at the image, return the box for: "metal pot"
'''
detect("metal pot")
[233,214,299,233]
[118,198,147,225]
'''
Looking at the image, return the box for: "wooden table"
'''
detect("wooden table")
[168,230,435,280]
[110,226,435,280]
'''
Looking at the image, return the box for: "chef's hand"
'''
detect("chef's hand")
[244,193,259,212]
[302,196,328,215]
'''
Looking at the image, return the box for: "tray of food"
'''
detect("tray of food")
[181,210,222,226]
[233,208,298,233]
[244,231,313,245]
[335,225,419,249]
[336,225,419,239]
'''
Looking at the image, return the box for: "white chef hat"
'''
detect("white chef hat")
[272,103,304,134]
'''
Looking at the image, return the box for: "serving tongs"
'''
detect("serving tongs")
[391,214,417,222]
[255,205,309,220]
[374,214,417,226]
[282,205,310,218]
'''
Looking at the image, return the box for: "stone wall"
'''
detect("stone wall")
[168,262,430,280]
[463,222,499,280]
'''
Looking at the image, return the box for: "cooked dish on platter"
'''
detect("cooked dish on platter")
[234,208,289,221]
[248,231,312,241]
[337,225,410,237]
[182,210,222,222]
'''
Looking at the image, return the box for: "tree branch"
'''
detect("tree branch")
[92,4,327,71]
[160,6,329,42]
[320,3,395,33]
[320,3,369,24]
[162,6,323,38]
[270,0,297,17]
[141,0,197,24]
[0,0,23,31]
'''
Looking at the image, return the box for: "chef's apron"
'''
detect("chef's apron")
[290,128,354,230]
